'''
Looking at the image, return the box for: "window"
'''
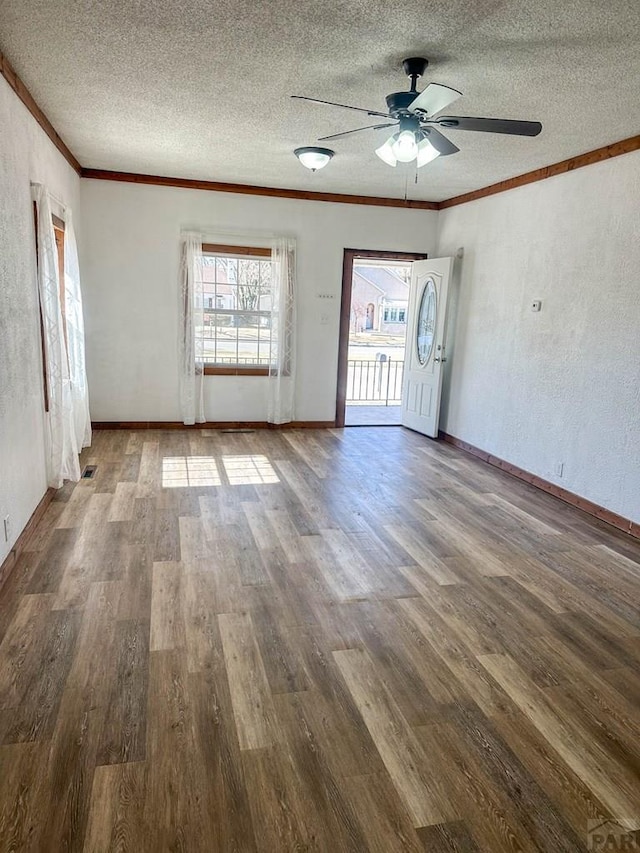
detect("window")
[200,244,273,376]
[382,305,406,324]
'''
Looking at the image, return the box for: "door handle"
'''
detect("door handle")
[434,357,447,363]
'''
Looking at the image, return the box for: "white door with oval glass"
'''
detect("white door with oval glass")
[401,257,453,437]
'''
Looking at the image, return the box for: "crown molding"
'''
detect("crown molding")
[1,50,81,174]
[79,168,440,210]
[439,133,640,209]
[83,132,640,210]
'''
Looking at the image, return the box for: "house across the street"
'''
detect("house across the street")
[351,264,411,334]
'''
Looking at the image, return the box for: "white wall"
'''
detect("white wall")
[79,180,438,422]
[437,150,640,525]
[0,76,81,565]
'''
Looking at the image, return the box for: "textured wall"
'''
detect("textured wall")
[437,150,640,524]
[0,76,81,564]
[79,180,438,422]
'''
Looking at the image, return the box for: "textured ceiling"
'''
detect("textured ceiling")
[2,0,640,201]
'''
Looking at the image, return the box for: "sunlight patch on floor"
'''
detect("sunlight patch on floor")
[161,454,280,487]
[222,455,280,485]
[162,456,222,488]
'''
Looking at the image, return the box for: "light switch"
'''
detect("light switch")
[531,300,542,312]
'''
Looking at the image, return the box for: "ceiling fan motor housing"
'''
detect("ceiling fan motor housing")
[386,91,420,116]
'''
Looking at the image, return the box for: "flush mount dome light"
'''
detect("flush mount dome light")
[294,146,334,171]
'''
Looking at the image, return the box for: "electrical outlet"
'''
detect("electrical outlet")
[555,463,564,478]
[3,515,10,543]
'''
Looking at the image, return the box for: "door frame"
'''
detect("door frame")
[335,248,428,428]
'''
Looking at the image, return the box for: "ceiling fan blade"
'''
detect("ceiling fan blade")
[422,127,460,156]
[291,95,392,119]
[408,83,462,116]
[318,123,396,142]
[434,116,542,136]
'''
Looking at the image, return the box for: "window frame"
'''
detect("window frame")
[200,243,273,377]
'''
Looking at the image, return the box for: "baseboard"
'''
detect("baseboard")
[439,431,640,541]
[91,420,336,430]
[0,487,56,593]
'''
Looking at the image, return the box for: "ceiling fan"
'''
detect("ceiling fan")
[292,57,542,168]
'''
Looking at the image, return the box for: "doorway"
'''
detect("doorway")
[336,248,427,427]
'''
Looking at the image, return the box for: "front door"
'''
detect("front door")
[365,303,374,330]
[401,257,453,438]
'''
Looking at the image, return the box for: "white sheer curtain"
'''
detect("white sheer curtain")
[63,209,92,451]
[32,183,82,487]
[178,232,206,425]
[268,237,297,424]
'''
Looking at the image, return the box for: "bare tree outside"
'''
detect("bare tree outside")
[236,259,262,313]
[350,298,367,333]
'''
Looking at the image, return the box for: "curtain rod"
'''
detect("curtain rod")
[30,181,68,212]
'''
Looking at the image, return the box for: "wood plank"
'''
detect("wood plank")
[150,562,185,651]
[478,653,640,829]
[440,700,585,851]
[143,650,213,849]
[417,821,480,852]
[83,761,148,852]
[398,597,511,716]
[384,523,461,584]
[189,668,258,850]
[96,619,149,766]
[0,601,80,744]
[333,647,456,828]
[343,772,424,852]
[218,611,278,750]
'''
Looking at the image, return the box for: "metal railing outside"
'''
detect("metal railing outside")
[346,359,404,406]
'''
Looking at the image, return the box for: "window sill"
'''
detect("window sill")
[204,366,270,376]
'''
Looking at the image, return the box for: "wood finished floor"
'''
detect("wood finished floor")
[0,427,639,852]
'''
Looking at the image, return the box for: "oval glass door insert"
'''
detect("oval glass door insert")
[416,278,437,365]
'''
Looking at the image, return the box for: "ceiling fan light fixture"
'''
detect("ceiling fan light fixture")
[292,55,542,174]
[392,129,419,163]
[416,137,440,168]
[294,146,334,171]
[375,137,398,167]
